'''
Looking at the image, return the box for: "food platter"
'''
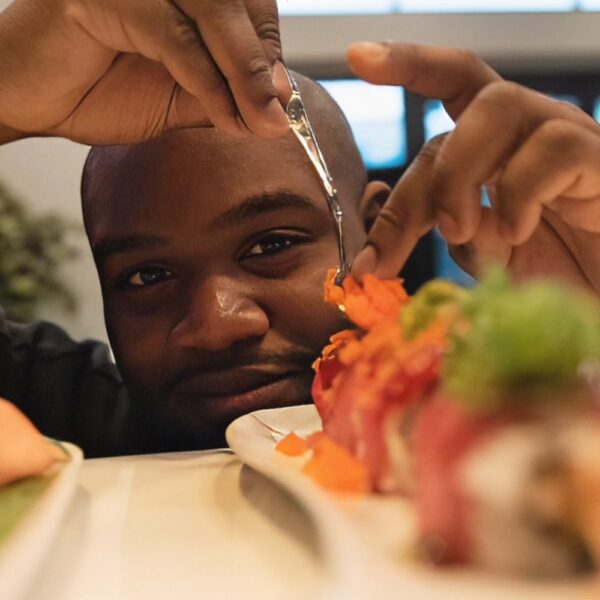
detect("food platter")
[0,441,83,600]
[227,406,597,600]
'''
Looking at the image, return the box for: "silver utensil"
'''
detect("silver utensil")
[283,69,349,287]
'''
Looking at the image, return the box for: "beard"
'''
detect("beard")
[121,347,317,453]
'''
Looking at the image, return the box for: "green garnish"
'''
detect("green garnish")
[0,476,54,546]
[401,279,468,340]
[444,269,600,411]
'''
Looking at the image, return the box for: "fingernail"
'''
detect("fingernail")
[273,61,292,105]
[348,41,388,61]
[437,211,459,240]
[265,96,290,134]
[351,245,378,279]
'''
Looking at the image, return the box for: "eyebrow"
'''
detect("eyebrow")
[209,191,323,229]
[93,234,168,268]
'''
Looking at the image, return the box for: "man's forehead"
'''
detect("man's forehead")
[93,127,308,182]
[85,128,328,239]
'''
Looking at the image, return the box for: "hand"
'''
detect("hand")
[0,0,289,144]
[348,43,600,295]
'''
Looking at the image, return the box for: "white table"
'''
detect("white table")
[24,451,326,600]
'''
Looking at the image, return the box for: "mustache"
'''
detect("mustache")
[159,347,316,398]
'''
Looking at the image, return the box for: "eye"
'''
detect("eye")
[123,266,174,288]
[242,232,307,259]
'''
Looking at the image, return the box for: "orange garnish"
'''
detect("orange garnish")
[323,268,408,331]
[312,329,356,372]
[302,435,370,494]
[312,271,452,494]
[344,274,408,330]
[306,431,326,448]
[324,269,346,308]
[275,432,310,457]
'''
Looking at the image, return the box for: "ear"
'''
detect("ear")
[358,180,391,233]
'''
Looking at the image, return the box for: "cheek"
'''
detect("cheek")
[104,305,173,392]
[341,207,368,258]
[268,267,348,351]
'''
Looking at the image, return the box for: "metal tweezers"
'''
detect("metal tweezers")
[283,69,349,287]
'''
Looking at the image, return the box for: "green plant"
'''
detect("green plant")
[0,181,78,322]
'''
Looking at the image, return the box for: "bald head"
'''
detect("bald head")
[81,74,366,235]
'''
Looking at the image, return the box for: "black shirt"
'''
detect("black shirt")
[0,308,144,457]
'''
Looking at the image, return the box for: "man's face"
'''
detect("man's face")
[87,129,369,446]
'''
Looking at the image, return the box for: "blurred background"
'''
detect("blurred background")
[0,0,599,343]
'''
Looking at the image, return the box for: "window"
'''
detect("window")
[423,100,455,142]
[548,93,581,106]
[422,101,477,286]
[278,0,596,14]
[400,0,575,11]
[319,80,408,170]
[278,0,394,15]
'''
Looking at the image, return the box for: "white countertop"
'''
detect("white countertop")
[24,450,326,600]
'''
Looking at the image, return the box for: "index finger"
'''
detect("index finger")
[352,135,445,279]
[179,0,288,138]
[346,42,501,120]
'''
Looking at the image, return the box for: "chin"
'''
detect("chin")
[166,371,313,434]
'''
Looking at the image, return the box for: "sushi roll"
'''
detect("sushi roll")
[412,272,600,577]
[313,269,600,577]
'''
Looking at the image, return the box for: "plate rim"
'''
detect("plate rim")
[0,441,83,600]
[226,406,597,600]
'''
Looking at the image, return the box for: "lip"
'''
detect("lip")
[172,367,303,397]
[168,370,312,425]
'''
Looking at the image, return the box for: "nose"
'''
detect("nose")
[170,275,270,352]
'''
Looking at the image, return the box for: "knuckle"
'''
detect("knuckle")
[454,48,485,72]
[554,98,581,113]
[476,80,523,111]
[419,133,448,160]
[201,0,237,14]
[406,135,449,180]
[247,54,271,77]
[376,203,419,235]
[253,8,281,41]
[62,0,88,24]
[256,20,282,61]
[535,119,582,158]
[430,148,455,182]
[170,18,203,48]
[237,53,271,84]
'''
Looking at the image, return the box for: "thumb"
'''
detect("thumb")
[346,41,500,121]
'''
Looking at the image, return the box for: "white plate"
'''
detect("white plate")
[227,405,598,600]
[0,442,83,600]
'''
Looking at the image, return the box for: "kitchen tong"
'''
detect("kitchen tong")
[283,68,349,287]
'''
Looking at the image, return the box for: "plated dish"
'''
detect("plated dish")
[0,440,82,600]
[227,405,596,599]
[228,268,600,598]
